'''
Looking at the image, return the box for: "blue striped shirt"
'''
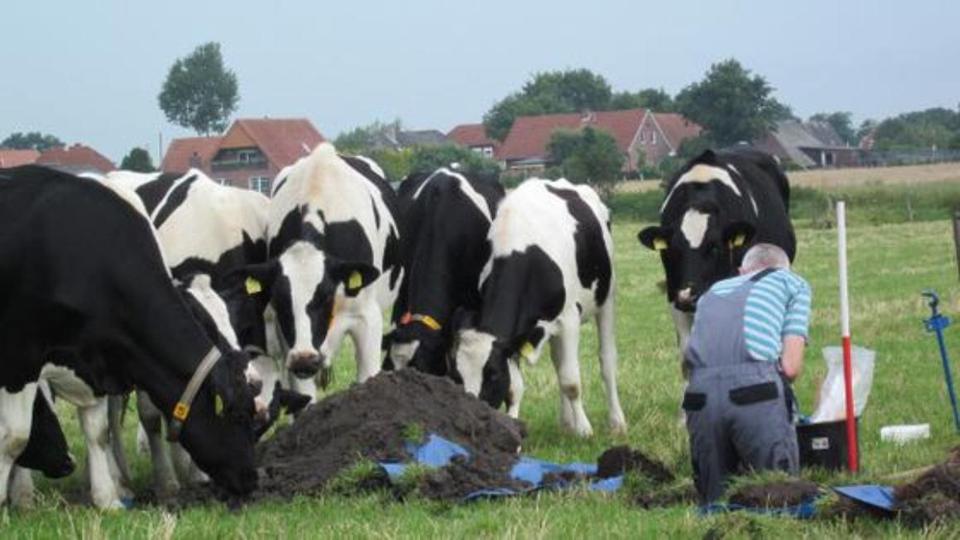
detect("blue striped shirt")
[700,269,812,362]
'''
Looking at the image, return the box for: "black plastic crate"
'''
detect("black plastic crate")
[796,418,859,470]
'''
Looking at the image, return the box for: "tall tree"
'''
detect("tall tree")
[609,88,675,112]
[120,147,155,172]
[675,59,791,146]
[809,112,856,145]
[483,69,613,141]
[872,107,960,151]
[334,119,402,152]
[547,127,624,199]
[158,42,239,135]
[1,131,63,151]
[409,144,500,181]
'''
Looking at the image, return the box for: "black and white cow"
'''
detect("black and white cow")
[0,166,258,507]
[385,168,505,375]
[243,143,401,401]
[637,148,796,369]
[451,178,626,437]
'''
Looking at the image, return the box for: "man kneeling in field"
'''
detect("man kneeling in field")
[681,244,811,503]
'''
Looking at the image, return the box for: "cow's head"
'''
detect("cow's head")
[181,275,266,409]
[447,309,516,409]
[639,214,754,311]
[234,242,379,380]
[174,347,259,496]
[383,314,449,376]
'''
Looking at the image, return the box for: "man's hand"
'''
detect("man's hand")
[780,335,806,381]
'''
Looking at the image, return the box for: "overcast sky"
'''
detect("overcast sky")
[2,1,957,162]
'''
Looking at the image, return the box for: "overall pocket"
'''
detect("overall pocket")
[729,381,779,405]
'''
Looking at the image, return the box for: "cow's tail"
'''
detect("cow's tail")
[107,394,133,487]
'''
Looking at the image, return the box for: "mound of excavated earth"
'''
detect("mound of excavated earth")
[894,446,960,526]
[256,369,527,500]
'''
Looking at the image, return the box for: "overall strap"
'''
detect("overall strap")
[749,268,779,283]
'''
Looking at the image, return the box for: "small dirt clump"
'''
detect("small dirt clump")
[727,479,819,508]
[596,445,674,483]
[256,369,527,500]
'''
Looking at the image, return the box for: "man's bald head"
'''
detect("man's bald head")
[740,243,790,274]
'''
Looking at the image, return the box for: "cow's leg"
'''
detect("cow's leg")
[170,443,208,486]
[506,359,524,418]
[347,302,384,384]
[77,398,124,509]
[597,299,627,435]
[551,318,593,437]
[0,383,37,507]
[8,466,35,509]
[671,306,694,377]
[136,392,180,497]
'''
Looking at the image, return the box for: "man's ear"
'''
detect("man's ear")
[723,221,756,249]
[638,226,670,252]
[327,259,380,297]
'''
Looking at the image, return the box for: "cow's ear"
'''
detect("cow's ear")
[723,221,756,249]
[327,259,380,297]
[638,226,669,251]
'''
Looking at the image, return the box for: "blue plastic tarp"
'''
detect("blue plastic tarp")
[833,485,896,512]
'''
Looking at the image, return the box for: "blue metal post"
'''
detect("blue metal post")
[924,290,960,433]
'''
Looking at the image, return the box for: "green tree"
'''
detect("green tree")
[547,127,624,199]
[872,108,960,151]
[483,69,613,141]
[1,131,63,151]
[158,42,239,135]
[335,119,402,153]
[409,144,501,181]
[856,119,878,143]
[366,148,413,182]
[809,112,856,145]
[120,147,155,172]
[675,59,791,146]
[609,88,675,111]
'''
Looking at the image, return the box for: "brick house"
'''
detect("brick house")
[161,118,324,193]
[0,149,40,168]
[753,119,862,169]
[447,123,499,158]
[35,144,115,175]
[497,109,702,175]
[634,112,703,166]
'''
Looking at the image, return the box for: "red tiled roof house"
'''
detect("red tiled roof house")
[161,118,325,193]
[0,149,40,168]
[447,123,499,159]
[35,144,115,175]
[497,109,702,175]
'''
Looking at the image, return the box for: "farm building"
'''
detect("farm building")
[447,123,500,158]
[753,119,864,169]
[35,144,115,175]
[497,109,702,175]
[0,148,41,168]
[161,118,325,193]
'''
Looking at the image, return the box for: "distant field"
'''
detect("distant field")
[8,200,960,536]
[619,161,960,194]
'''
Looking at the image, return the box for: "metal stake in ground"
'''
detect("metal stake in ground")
[836,201,859,473]
[922,290,960,433]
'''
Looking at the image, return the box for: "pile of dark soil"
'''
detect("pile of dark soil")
[727,479,819,508]
[597,445,674,483]
[894,447,960,526]
[256,369,527,500]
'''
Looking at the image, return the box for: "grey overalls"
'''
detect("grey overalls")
[682,269,799,504]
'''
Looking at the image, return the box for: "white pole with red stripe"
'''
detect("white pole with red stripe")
[836,200,859,472]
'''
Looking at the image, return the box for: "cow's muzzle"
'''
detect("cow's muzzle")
[288,351,322,379]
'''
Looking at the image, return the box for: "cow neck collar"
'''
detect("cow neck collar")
[400,312,442,331]
[167,347,221,442]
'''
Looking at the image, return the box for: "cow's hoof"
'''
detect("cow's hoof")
[609,419,628,437]
[563,421,594,438]
[93,498,127,511]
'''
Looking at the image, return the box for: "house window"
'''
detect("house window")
[249,176,271,194]
[238,149,259,163]
[651,131,657,145]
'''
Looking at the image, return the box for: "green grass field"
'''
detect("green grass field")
[6,186,960,538]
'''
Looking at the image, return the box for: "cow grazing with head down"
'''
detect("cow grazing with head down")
[384,167,505,375]
[245,143,401,400]
[452,178,626,437]
[0,166,258,508]
[637,148,796,369]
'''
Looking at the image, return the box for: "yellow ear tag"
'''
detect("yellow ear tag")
[245,277,262,295]
[348,271,363,290]
[172,402,190,421]
[732,233,746,248]
[520,342,535,359]
[653,238,667,251]
[214,394,224,416]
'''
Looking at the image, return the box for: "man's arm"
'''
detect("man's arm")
[780,335,806,381]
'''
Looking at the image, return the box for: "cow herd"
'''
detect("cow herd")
[0,143,794,509]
